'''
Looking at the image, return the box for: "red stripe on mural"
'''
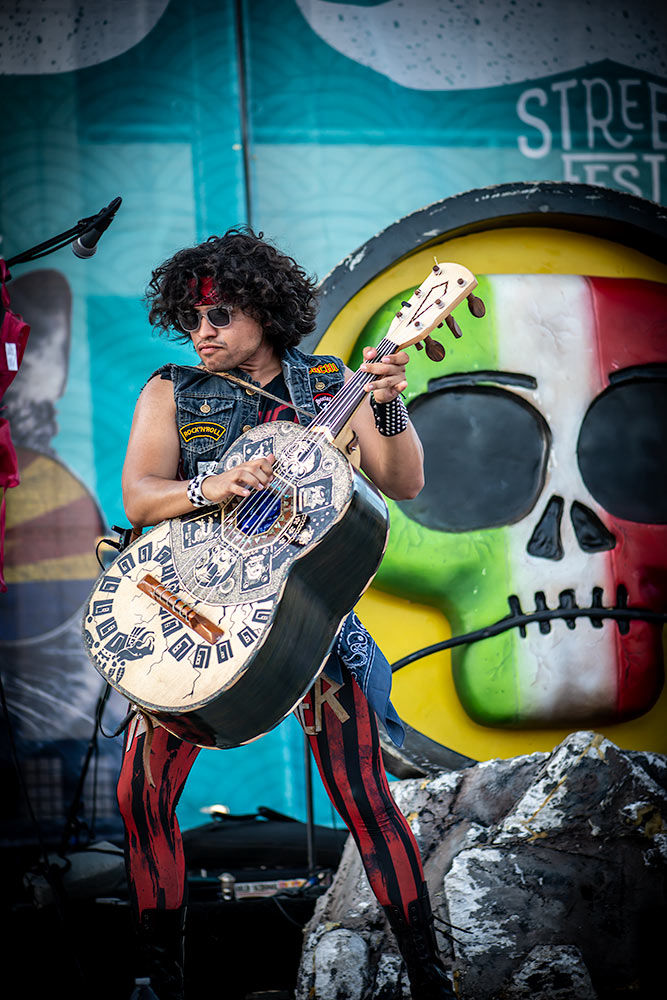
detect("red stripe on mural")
[589,277,667,718]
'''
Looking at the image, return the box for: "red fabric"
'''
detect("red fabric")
[0,259,30,591]
[0,418,20,592]
[189,275,218,305]
[0,259,31,401]
[302,671,425,920]
[117,718,199,915]
[117,671,425,920]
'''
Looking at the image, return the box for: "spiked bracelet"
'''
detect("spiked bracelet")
[187,472,212,507]
[370,393,409,436]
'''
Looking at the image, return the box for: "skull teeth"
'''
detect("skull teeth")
[506,585,637,635]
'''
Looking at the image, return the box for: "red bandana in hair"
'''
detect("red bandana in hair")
[189,275,218,305]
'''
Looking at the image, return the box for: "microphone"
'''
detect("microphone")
[72,196,122,258]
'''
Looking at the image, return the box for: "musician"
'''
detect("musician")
[118,228,454,1000]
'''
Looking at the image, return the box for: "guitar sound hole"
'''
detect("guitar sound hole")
[237,491,283,535]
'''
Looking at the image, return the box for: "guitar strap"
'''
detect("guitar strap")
[197,365,317,420]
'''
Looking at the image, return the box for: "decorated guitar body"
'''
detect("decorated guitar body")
[83,261,483,748]
[83,424,388,748]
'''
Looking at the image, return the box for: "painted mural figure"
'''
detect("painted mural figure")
[116,228,455,999]
[0,268,126,841]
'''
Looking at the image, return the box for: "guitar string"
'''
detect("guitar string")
[209,274,452,553]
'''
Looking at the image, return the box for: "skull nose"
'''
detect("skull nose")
[527,495,564,560]
[527,495,617,559]
[570,500,616,552]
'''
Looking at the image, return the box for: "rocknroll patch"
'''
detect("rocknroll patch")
[179,421,226,444]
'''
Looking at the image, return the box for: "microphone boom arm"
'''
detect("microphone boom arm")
[4,196,122,271]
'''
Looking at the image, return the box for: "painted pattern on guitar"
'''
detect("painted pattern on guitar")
[82,422,355,714]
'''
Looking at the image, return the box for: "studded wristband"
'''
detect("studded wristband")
[370,393,409,437]
[187,472,212,507]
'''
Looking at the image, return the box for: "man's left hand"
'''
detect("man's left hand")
[360,346,409,404]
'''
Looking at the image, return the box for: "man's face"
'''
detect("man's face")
[190,304,266,372]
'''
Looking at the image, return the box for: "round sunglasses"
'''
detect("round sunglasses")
[176,304,233,334]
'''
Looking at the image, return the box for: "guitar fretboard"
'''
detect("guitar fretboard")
[306,336,396,438]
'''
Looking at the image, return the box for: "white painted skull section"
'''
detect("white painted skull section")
[493,274,617,720]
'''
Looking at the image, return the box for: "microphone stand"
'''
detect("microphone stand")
[58,680,113,855]
[304,733,316,879]
[4,197,122,271]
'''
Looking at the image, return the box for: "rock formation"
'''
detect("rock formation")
[296,731,666,999]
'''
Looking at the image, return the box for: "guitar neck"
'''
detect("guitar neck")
[304,261,483,443]
[306,335,396,439]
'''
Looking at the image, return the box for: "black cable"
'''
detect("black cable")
[391,604,667,672]
[95,538,108,571]
[270,893,307,928]
[4,215,97,269]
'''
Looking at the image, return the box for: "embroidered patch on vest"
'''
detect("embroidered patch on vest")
[179,422,226,443]
[313,391,334,411]
[309,362,339,374]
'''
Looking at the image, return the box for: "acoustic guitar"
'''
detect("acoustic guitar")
[82,262,483,748]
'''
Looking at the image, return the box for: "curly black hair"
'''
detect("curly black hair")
[145,227,319,352]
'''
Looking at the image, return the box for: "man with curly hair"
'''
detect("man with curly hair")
[118,228,454,1000]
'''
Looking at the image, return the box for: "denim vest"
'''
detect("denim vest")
[154,346,347,479]
[150,346,404,748]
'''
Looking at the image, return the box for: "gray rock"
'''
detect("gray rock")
[313,927,369,1000]
[505,944,597,999]
[296,731,666,999]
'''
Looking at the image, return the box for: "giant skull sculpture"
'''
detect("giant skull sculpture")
[354,274,667,728]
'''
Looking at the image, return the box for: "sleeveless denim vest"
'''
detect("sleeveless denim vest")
[148,346,405,747]
[153,346,347,479]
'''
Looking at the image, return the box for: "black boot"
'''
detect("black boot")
[134,907,186,1000]
[383,884,455,999]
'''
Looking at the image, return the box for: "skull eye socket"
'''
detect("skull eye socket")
[577,376,667,524]
[402,385,549,532]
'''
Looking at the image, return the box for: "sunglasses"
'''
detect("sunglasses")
[176,304,233,334]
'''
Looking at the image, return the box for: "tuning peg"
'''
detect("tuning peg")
[424,335,445,362]
[445,314,463,339]
[467,293,486,318]
[414,341,424,351]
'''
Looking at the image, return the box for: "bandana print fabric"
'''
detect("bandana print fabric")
[189,275,218,305]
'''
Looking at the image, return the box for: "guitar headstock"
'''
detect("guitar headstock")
[385,262,485,361]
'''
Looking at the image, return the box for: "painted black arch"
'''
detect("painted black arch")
[306,182,667,353]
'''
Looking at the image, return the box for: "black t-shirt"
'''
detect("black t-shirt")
[257,373,298,424]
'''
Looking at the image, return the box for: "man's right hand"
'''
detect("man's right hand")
[200,455,276,501]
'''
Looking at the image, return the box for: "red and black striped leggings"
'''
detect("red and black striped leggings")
[117,667,424,919]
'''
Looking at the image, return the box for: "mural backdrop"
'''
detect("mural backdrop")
[0,0,665,843]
